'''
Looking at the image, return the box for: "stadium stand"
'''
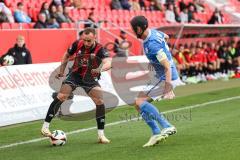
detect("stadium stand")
[0,0,233,29]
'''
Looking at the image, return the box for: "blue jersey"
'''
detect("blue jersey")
[143,29,179,81]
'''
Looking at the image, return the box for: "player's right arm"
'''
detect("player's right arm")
[57,52,71,78]
[56,40,79,78]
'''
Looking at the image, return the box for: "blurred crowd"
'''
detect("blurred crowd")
[172,39,240,83]
[111,0,225,24]
[0,0,226,27]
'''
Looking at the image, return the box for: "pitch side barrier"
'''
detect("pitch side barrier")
[0,56,159,126]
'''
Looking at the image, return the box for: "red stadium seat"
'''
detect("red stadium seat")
[29,23,35,28]
[19,23,30,29]
[61,23,70,28]
[1,23,11,29]
[69,23,76,28]
[10,23,20,29]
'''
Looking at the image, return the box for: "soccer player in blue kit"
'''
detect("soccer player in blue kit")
[130,16,182,147]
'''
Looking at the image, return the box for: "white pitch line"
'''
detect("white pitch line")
[0,96,239,150]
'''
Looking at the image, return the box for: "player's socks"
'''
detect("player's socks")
[43,121,50,128]
[140,101,171,129]
[45,97,63,123]
[96,104,110,144]
[141,112,161,135]
[96,104,105,130]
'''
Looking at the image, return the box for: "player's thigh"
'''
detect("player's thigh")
[57,84,73,101]
[88,86,104,105]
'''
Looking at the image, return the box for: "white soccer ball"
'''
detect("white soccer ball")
[3,55,14,65]
[50,130,67,146]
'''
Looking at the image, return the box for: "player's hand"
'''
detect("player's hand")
[162,82,175,99]
[55,73,64,79]
[163,90,175,99]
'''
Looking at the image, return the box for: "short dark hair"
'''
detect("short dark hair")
[83,27,96,35]
[17,2,23,6]
[79,30,84,36]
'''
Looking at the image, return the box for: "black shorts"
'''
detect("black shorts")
[62,73,100,93]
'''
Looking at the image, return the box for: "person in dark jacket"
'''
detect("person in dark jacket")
[0,35,32,66]
[34,12,48,29]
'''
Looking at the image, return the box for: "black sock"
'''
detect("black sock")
[45,97,63,123]
[96,104,105,130]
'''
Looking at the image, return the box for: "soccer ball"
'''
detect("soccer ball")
[3,55,14,65]
[50,130,67,146]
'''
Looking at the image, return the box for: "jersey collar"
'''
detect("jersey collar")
[143,29,151,43]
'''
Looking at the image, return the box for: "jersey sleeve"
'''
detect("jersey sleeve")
[67,40,79,55]
[148,41,167,62]
[97,47,109,59]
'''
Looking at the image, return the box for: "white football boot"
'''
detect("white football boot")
[143,134,168,148]
[161,126,177,136]
[41,127,52,137]
[98,134,110,144]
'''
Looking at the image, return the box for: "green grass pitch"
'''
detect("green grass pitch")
[0,79,239,160]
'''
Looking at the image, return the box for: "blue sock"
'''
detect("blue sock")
[140,101,172,129]
[141,111,160,135]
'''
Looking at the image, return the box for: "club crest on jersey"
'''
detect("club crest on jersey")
[22,52,26,57]
[77,50,82,55]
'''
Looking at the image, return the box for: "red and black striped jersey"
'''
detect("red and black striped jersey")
[67,40,109,81]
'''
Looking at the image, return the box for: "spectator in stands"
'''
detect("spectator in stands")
[139,0,146,10]
[0,10,8,22]
[63,7,74,22]
[50,5,58,19]
[129,0,141,11]
[0,35,32,66]
[40,2,51,22]
[188,0,205,13]
[188,5,200,23]
[111,0,123,10]
[55,5,71,23]
[72,0,82,9]
[34,13,48,29]
[50,0,66,6]
[208,8,224,24]
[174,5,181,22]
[165,0,175,6]
[149,0,162,11]
[179,0,187,11]
[165,4,176,23]
[84,12,97,28]
[114,30,129,57]
[235,40,240,67]
[14,2,31,23]
[48,5,60,28]
[180,7,188,23]
[0,0,14,23]
[120,0,131,10]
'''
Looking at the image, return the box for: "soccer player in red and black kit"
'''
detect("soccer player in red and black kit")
[41,28,112,144]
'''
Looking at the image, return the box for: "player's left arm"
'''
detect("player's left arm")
[156,50,174,99]
[92,47,112,73]
[99,57,112,72]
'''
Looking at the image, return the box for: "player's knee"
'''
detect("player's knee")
[93,98,104,105]
[57,93,69,101]
[135,98,146,107]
